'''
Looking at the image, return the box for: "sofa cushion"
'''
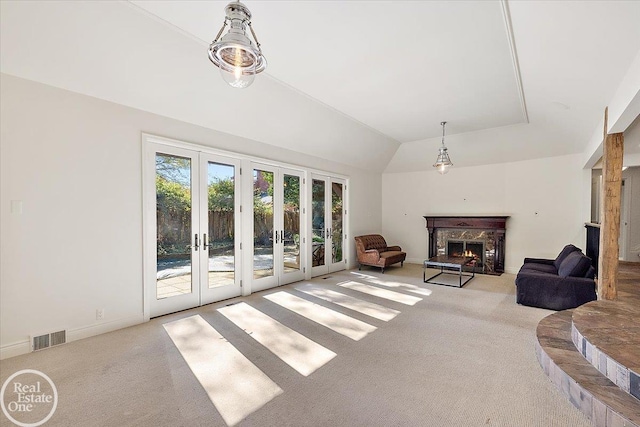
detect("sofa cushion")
[558,252,592,278]
[553,244,582,270]
[380,251,405,264]
[519,263,558,275]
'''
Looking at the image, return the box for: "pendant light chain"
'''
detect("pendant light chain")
[248,22,262,53]
[212,19,229,43]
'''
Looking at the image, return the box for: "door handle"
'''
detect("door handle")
[203,233,209,250]
[194,234,199,251]
[275,230,278,244]
[281,230,284,243]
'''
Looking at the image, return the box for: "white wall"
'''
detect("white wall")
[382,154,589,274]
[0,74,383,358]
[621,167,640,261]
[622,119,640,261]
[0,1,400,173]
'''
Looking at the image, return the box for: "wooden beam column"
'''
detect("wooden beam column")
[597,107,624,300]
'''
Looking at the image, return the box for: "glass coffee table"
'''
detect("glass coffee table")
[423,255,476,288]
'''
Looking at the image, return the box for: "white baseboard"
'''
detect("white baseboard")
[0,314,144,360]
[0,341,31,360]
[67,313,144,342]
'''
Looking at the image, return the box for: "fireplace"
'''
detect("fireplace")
[424,215,509,275]
[447,239,485,270]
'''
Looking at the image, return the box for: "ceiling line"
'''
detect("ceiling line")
[123,0,400,146]
[123,0,209,47]
[500,0,530,125]
[261,73,401,145]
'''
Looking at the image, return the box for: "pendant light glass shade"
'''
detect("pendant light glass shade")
[217,45,257,88]
[208,1,266,89]
[433,121,453,174]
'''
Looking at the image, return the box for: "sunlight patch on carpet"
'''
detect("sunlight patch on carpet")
[218,302,336,376]
[339,281,422,305]
[350,271,433,296]
[264,291,376,340]
[163,315,282,426]
[296,284,400,321]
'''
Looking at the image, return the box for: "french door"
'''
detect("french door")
[146,143,242,317]
[252,164,305,292]
[310,174,346,277]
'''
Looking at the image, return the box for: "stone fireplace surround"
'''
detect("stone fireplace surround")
[424,215,509,275]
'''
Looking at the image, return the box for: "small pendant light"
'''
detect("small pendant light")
[433,121,453,175]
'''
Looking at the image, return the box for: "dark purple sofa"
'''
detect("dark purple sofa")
[515,244,597,310]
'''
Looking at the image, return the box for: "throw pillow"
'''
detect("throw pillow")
[558,252,592,278]
[554,244,582,270]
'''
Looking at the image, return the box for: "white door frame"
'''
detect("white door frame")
[309,174,329,277]
[199,153,243,305]
[143,143,245,318]
[251,163,305,292]
[328,177,347,273]
[144,142,202,318]
[142,133,348,320]
[251,163,279,292]
[279,168,305,286]
[619,178,630,260]
[309,174,348,277]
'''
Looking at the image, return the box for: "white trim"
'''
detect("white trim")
[67,314,144,341]
[309,174,349,277]
[142,133,349,181]
[142,132,349,305]
[249,162,280,292]
[241,158,254,296]
[199,154,243,304]
[500,0,529,124]
[328,177,347,273]
[0,342,30,360]
[144,142,202,318]
[279,167,306,286]
[142,137,153,322]
[0,314,143,360]
[619,177,631,260]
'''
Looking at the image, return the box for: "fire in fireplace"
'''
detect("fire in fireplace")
[447,239,485,269]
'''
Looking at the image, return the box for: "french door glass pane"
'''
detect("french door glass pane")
[312,179,326,267]
[207,162,235,288]
[155,153,193,299]
[254,169,274,279]
[332,182,343,263]
[283,174,301,273]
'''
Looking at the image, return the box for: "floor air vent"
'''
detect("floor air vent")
[31,330,67,352]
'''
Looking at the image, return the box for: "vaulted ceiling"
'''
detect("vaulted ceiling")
[1,1,639,172]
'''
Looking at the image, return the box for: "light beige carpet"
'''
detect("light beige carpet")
[0,264,592,426]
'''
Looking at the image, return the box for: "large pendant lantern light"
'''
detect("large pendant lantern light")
[208,1,267,89]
